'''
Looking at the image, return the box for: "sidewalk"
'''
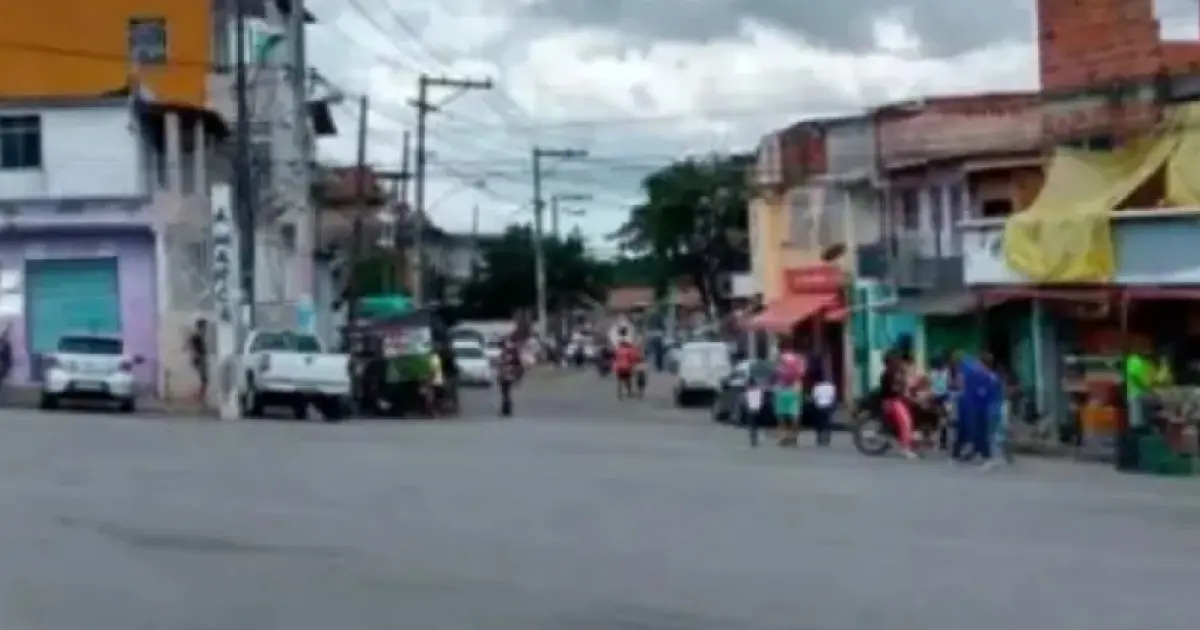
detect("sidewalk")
[0,385,209,415]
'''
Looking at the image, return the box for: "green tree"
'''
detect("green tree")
[615,154,752,314]
[458,225,608,320]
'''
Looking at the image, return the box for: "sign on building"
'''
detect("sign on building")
[210,184,238,323]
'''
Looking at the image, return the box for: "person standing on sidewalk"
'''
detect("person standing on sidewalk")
[952,350,1001,465]
[811,374,837,447]
[773,341,805,447]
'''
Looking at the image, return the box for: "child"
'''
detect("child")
[812,376,837,446]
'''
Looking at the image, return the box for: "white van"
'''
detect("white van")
[673,341,733,407]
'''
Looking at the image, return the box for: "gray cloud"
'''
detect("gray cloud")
[520,0,1032,57]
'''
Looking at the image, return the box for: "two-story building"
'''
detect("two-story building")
[4,0,337,329]
[746,119,849,386]
[0,96,226,398]
[865,93,1046,387]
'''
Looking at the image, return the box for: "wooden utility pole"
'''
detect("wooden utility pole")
[412,74,492,306]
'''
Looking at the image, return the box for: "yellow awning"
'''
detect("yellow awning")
[1003,104,1200,283]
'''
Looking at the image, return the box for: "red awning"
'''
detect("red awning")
[748,294,839,333]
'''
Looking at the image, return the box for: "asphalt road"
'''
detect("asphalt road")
[0,372,1198,629]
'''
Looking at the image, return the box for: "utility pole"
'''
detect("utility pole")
[342,96,369,359]
[374,132,411,293]
[550,192,591,239]
[233,0,255,331]
[289,0,315,333]
[412,74,492,306]
[531,147,587,341]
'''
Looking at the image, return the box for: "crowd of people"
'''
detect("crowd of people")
[740,339,1013,469]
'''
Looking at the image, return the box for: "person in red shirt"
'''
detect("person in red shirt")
[613,339,639,399]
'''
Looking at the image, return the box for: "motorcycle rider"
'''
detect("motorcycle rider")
[880,350,917,459]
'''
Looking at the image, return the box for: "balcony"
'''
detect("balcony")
[856,237,964,289]
[961,209,1200,285]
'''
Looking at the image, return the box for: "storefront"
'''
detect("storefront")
[747,264,846,389]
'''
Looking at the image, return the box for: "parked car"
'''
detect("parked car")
[239,329,351,421]
[711,359,776,426]
[40,334,143,412]
[452,340,495,387]
[673,341,733,407]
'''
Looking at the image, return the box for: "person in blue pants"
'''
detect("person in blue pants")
[952,351,1001,464]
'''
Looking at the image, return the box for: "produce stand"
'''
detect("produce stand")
[1142,387,1200,476]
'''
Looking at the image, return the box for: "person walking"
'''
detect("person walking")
[498,337,524,417]
[613,339,638,400]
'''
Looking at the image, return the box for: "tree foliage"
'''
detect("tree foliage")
[615,154,752,313]
[457,225,608,320]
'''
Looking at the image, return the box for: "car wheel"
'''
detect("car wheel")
[319,398,347,423]
[242,378,265,418]
[117,397,136,413]
[712,404,728,423]
[40,394,58,410]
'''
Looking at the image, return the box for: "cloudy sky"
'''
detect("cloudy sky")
[303,0,1195,254]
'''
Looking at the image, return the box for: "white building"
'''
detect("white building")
[0,95,227,401]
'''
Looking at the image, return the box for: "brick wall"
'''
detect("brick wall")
[1038,0,1200,91]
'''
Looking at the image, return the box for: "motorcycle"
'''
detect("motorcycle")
[851,390,950,456]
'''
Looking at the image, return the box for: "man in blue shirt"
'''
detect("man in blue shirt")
[952,350,1002,463]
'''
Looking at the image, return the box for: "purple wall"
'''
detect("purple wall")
[0,230,158,388]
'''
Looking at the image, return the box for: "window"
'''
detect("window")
[57,336,124,355]
[899,189,921,230]
[129,17,167,65]
[981,199,1013,219]
[788,187,818,245]
[0,115,42,169]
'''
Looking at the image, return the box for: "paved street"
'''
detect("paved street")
[0,372,1198,629]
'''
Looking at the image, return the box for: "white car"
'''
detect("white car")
[239,329,351,421]
[673,341,734,407]
[41,334,143,412]
[453,340,495,387]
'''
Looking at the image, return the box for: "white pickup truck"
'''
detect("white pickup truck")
[239,329,350,421]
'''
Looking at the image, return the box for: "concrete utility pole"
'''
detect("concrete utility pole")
[550,192,592,239]
[288,0,314,332]
[531,147,587,341]
[412,74,492,306]
[342,96,369,359]
[233,0,256,330]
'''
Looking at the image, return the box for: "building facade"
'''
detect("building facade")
[0,96,227,402]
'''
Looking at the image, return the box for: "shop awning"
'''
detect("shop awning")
[747,294,839,333]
